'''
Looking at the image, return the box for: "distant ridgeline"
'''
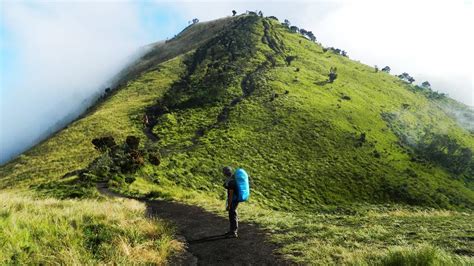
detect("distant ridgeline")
[1,12,473,210]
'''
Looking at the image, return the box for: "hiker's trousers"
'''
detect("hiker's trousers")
[229,201,239,233]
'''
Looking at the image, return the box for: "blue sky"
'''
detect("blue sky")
[0,0,472,164]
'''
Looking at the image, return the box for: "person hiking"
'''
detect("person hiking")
[223,166,250,238]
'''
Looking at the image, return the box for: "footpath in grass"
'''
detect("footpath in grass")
[117,176,473,265]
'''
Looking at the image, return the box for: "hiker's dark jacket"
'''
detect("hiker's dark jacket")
[224,178,238,203]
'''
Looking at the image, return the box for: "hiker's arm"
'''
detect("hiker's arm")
[226,189,234,211]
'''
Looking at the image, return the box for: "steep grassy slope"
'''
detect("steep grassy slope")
[1,14,473,264]
[114,17,236,89]
[0,55,182,190]
[135,15,473,210]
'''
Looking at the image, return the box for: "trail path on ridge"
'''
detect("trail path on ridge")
[97,183,291,265]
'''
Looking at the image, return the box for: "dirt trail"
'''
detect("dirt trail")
[96,183,291,265]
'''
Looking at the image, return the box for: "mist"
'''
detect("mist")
[0,2,151,164]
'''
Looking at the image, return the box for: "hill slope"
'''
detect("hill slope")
[3,14,472,208]
[1,14,473,264]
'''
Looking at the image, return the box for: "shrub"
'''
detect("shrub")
[125,136,140,150]
[285,56,297,66]
[91,136,117,152]
[328,67,338,83]
[341,95,351,100]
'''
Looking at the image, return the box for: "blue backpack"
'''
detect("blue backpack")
[234,168,250,202]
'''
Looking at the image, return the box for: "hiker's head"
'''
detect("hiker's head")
[222,166,233,178]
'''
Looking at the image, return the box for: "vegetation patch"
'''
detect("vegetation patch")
[0,191,182,264]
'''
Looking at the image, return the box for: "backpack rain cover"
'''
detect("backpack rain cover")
[235,168,250,202]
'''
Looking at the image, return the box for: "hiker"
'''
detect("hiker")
[223,166,250,238]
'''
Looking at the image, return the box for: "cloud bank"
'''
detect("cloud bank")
[0,2,150,164]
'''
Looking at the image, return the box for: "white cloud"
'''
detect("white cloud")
[0,1,150,163]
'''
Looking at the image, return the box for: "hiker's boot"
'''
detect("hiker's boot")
[225,231,238,238]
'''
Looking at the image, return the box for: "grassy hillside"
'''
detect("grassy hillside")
[129,14,473,210]
[122,176,473,264]
[0,191,182,264]
[1,14,473,264]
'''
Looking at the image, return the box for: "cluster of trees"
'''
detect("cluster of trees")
[188,18,199,25]
[376,67,443,99]
[394,72,444,99]
[413,82,446,99]
[86,135,161,186]
[377,67,444,99]
[323,47,347,57]
[381,66,391,73]
[397,72,415,84]
[417,131,473,176]
[421,81,431,89]
[246,10,264,17]
[282,19,316,42]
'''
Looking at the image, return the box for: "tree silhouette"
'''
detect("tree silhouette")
[306,31,316,42]
[421,81,431,89]
[289,26,299,33]
[381,66,391,73]
[397,72,415,84]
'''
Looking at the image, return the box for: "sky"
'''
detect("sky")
[0,0,472,164]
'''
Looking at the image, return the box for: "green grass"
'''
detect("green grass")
[115,175,473,264]
[137,15,473,210]
[378,245,468,266]
[1,14,473,264]
[0,190,182,264]
[0,54,184,190]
